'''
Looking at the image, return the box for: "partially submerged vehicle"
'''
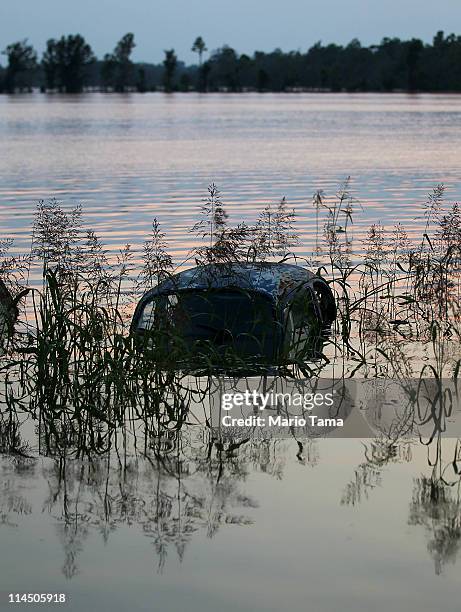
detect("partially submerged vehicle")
[131,262,336,370]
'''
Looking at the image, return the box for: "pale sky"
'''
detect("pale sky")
[1,0,460,64]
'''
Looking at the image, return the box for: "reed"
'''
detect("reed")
[2,185,461,577]
[0,183,460,447]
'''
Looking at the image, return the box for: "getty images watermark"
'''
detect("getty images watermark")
[208,378,461,438]
[220,389,343,428]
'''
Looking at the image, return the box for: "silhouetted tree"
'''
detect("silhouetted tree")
[42,35,94,93]
[136,67,147,93]
[102,33,136,92]
[42,39,59,90]
[179,73,191,92]
[208,46,240,91]
[200,60,212,92]
[2,40,37,93]
[406,38,424,91]
[6,29,461,94]
[100,54,117,91]
[192,36,207,66]
[163,49,177,92]
[257,68,269,92]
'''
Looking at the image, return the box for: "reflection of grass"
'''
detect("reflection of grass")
[0,425,264,575]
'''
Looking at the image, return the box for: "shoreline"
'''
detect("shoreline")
[3,88,461,96]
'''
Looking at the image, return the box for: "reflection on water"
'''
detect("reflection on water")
[1,93,461,266]
[0,438,460,611]
[1,370,461,612]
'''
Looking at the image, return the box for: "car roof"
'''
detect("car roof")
[147,262,318,302]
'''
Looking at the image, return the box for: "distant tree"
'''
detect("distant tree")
[179,73,191,92]
[192,36,207,66]
[237,53,253,89]
[136,67,147,93]
[42,39,59,90]
[163,49,177,93]
[406,38,424,91]
[114,33,135,91]
[100,53,117,91]
[200,60,212,92]
[208,46,240,91]
[42,35,94,93]
[5,29,461,95]
[102,33,136,92]
[2,40,37,93]
[433,30,446,49]
[257,68,269,92]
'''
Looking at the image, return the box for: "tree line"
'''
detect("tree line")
[1,31,461,94]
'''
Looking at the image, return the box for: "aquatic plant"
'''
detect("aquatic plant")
[1,182,461,416]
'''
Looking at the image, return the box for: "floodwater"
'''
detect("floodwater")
[1,429,460,612]
[1,93,461,262]
[1,93,461,611]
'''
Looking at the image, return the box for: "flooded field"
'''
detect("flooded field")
[1,92,461,611]
[1,92,461,263]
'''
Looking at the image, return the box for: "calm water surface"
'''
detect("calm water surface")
[1,434,460,612]
[1,93,461,611]
[1,93,461,262]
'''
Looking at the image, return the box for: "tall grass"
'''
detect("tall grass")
[0,182,460,455]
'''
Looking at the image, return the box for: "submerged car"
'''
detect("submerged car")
[131,262,336,369]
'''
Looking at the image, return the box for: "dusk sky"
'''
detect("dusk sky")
[1,0,460,64]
